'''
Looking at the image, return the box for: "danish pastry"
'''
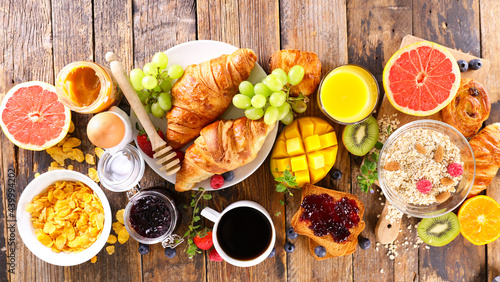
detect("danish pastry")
[442,78,490,137]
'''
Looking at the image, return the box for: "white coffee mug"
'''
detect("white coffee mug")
[201,200,276,267]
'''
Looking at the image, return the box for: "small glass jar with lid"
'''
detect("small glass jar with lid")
[55,61,123,114]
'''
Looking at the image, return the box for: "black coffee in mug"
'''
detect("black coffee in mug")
[216,207,272,261]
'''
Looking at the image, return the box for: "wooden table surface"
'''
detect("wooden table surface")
[1,0,500,281]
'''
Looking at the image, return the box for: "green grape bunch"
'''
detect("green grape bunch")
[129,52,184,118]
[232,65,309,125]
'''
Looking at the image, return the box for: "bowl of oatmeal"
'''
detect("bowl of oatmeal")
[378,120,475,218]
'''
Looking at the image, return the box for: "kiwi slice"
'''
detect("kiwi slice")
[342,116,379,156]
[417,212,460,247]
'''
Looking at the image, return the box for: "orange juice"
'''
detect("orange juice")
[318,65,378,124]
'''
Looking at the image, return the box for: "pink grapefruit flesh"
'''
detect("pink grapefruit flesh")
[0,81,71,150]
[383,41,460,116]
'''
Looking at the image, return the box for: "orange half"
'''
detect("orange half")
[458,195,500,245]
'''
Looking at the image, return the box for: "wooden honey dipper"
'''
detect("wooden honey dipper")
[106,52,180,175]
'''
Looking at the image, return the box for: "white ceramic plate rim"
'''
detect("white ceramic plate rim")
[16,170,112,266]
[130,40,278,190]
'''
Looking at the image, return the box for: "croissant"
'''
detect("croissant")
[175,117,275,192]
[467,123,500,197]
[269,50,322,96]
[167,49,257,149]
[442,78,491,137]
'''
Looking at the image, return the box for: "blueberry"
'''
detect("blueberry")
[469,59,482,70]
[457,60,468,72]
[164,247,177,258]
[286,227,298,240]
[358,237,371,250]
[138,243,149,255]
[314,246,327,257]
[284,242,295,253]
[268,247,276,258]
[222,171,234,182]
[330,169,342,180]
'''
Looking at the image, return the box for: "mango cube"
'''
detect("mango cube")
[286,137,305,156]
[319,132,337,149]
[294,170,310,187]
[309,167,325,184]
[320,146,338,166]
[276,158,291,172]
[273,140,289,158]
[290,155,308,171]
[304,135,321,153]
[307,152,325,169]
[284,121,301,139]
[298,118,315,138]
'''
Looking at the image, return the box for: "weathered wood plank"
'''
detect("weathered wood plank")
[131,1,203,281]
[279,0,350,281]
[347,1,416,281]
[50,0,103,281]
[480,0,500,280]
[412,1,486,281]
[197,1,285,281]
[56,0,142,280]
[0,0,58,281]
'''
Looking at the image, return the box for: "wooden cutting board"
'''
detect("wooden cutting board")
[377,35,491,126]
[374,35,491,244]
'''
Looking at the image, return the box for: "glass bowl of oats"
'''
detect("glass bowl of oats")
[378,120,475,218]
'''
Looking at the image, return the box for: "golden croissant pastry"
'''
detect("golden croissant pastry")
[167,49,257,149]
[269,50,322,96]
[175,117,275,192]
[442,78,491,137]
[467,123,500,197]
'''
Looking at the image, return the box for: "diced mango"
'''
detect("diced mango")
[276,158,291,172]
[270,117,338,188]
[298,118,315,138]
[284,121,301,139]
[304,135,321,153]
[319,132,337,149]
[273,140,289,158]
[286,137,305,156]
[294,170,310,187]
[307,152,325,170]
[270,159,278,173]
[309,167,326,184]
[320,146,338,166]
[290,155,308,171]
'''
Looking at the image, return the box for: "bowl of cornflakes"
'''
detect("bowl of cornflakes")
[16,170,112,266]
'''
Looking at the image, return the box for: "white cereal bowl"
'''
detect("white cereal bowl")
[16,170,112,266]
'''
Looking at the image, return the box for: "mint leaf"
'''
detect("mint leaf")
[276,183,287,192]
[375,141,383,150]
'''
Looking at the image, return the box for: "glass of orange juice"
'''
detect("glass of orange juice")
[317,64,379,124]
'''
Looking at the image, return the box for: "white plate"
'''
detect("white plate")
[130,40,278,190]
[17,170,112,266]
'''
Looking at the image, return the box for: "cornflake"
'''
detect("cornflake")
[90,256,97,263]
[106,245,115,255]
[85,154,96,165]
[26,181,104,253]
[88,168,99,183]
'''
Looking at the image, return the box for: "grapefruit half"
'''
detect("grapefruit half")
[383,41,460,116]
[0,81,71,150]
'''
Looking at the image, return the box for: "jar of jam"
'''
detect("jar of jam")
[55,61,122,113]
[124,188,181,245]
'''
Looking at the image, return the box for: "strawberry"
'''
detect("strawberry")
[136,124,165,158]
[194,231,213,250]
[209,248,223,262]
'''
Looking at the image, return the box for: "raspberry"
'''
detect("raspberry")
[175,150,185,163]
[447,163,463,177]
[209,248,223,262]
[210,175,225,189]
[416,179,432,194]
[194,231,213,250]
